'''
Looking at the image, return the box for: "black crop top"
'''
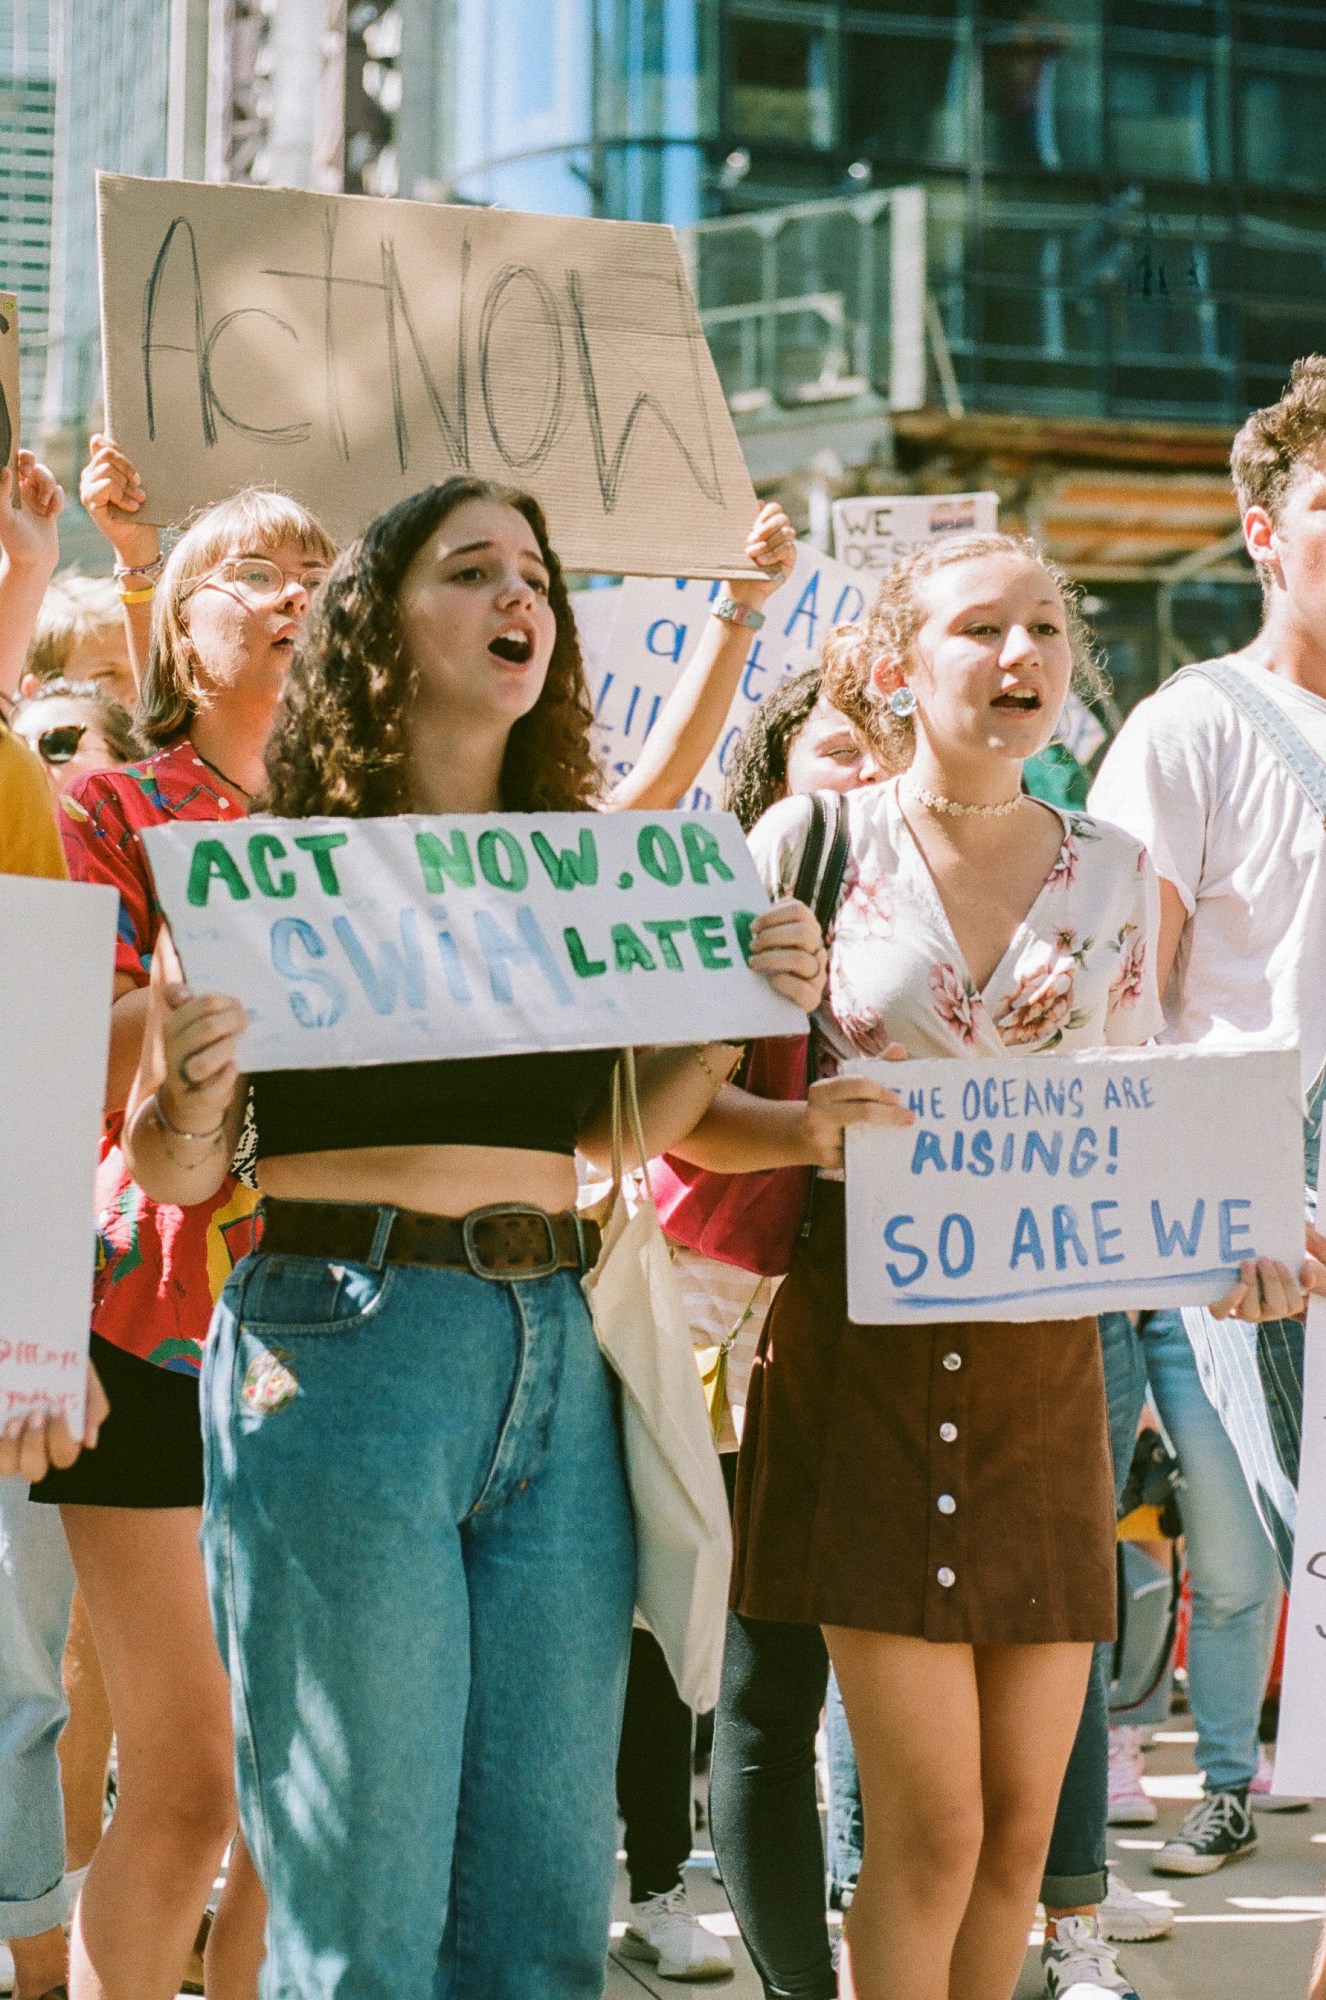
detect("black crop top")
[250,1047,620,1160]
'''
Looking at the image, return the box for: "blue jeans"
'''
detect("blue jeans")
[825,1671,862,1907]
[203,1251,636,2000]
[0,1477,74,1936]
[1041,1310,1148,1908]
[1143,1309,1281,1794]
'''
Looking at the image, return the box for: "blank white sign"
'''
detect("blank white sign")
[0,878,117,1433]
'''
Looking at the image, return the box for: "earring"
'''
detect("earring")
[888,684,917,719]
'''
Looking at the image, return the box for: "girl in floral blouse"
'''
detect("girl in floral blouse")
[685,532,1163,2000]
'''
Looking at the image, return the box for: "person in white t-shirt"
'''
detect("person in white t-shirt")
[1090,356,1326,1892]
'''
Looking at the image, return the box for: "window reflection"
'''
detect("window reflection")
[982,8,1070,169]
[843,32,967,165]
[728,16,832,148]
[1108,56,1222,182]
[1241,67,1326,190]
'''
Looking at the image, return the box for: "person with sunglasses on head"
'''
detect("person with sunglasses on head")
[10,679,144,797]
[29,466,336,2000]
[0,455,113,2000]
[119,474,824,2000]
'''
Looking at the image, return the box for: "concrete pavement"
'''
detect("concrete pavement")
[606,1723,1325,1999]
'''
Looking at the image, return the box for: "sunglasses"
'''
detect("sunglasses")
[36,723,89,766]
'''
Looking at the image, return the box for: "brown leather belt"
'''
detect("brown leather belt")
[258,1198,600,1280]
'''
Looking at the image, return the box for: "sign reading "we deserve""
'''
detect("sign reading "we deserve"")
[143,811,805,1070]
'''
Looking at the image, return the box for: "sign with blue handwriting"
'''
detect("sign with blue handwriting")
[142,811,805,1071]
[844,1047,1303,1325]
[592,542,866,807]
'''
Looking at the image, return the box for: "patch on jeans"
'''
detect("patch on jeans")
[240,1347,299,1417]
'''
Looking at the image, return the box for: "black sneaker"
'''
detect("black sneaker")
[1152,1788,1257,1875]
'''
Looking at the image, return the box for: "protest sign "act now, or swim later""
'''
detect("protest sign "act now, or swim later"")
[143,811,805,1070]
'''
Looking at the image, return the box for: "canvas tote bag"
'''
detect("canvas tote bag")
[582,1047,733,1712]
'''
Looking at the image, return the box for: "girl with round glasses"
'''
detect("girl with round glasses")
[36,477,336,2000]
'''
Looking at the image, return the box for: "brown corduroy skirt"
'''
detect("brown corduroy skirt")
[730,1183,1117,1645]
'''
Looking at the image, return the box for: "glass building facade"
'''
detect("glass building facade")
[436,0,1326,426]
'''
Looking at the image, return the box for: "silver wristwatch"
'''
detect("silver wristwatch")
[712,594,765,631]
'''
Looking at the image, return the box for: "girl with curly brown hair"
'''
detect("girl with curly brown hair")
[122,475,825,2000]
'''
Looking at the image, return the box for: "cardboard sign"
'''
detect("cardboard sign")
[831,491,999,574]
[143,811,804,1071]
[0,878,118,1432]
[97,173,759,575]
[844,1047,1303,1325]
[594,543,867,807]
[0,291,17,480]
[1268,1296,1326,1796]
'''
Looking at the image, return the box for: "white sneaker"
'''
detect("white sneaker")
[620,1884,734,1981]
[1098,1869,1174,1942]
[1249,1742,1310,1812]
[1042,1916,1139,1999]
[1106,1726,1157,1826]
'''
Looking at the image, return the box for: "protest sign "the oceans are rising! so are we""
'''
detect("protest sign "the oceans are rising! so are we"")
[142,811,806,1069]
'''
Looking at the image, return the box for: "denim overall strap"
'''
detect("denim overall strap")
[1168,658,1326,827]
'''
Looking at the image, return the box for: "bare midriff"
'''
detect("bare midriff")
[256,1144,581,1219]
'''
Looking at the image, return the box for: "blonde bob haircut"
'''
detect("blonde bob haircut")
[136,487,336,749]
[822,529,1107,771]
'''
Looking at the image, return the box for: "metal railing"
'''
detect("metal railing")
[680,188,928,420]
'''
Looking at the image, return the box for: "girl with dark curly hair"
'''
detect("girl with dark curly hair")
[122,475,825,2000]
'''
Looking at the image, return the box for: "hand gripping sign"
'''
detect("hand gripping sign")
[142,811,806,1070]
[844,1047,1304,1325]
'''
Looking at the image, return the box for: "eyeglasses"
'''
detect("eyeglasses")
[35,724,88,766]
[179,557,330,610]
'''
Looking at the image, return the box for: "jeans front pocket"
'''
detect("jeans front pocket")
[237,1252,398,1339]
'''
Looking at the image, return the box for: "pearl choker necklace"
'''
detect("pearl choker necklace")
[909,784,1023,819]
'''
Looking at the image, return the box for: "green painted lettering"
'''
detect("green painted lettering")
[415,828,475,893]
[248,832,295,899]
[612,923,657,972]
[531,827,598,890]
[689,914,732,969]
[292,831,348,895]
[186,839,250,907]
[682,821,735,885]
[643,918,688,969]
[477,827,529,891]
[563,927,607,978]
[637,823,683,886]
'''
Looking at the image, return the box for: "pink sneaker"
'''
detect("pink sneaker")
[1107,1725,1157,1826]
[1249,1743,1309,1813]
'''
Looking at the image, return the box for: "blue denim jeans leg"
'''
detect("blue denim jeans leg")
[0,1476,74,1936]
[202,1251,636,2000]
[1143,1308,1281,1795]
[824,1670,862,1907]
[1040,1310,1149,1909]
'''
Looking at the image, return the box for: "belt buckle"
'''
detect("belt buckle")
[462,1203,560,1281]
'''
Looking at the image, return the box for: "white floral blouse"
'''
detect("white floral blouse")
[749,781,1164,1079]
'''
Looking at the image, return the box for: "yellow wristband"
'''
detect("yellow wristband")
[117,584,156,604]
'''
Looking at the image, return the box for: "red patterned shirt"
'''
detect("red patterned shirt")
[59,741,260,1374]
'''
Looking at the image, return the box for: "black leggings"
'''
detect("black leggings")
[708,1457,837,2000]
[616,1626,695,1903]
